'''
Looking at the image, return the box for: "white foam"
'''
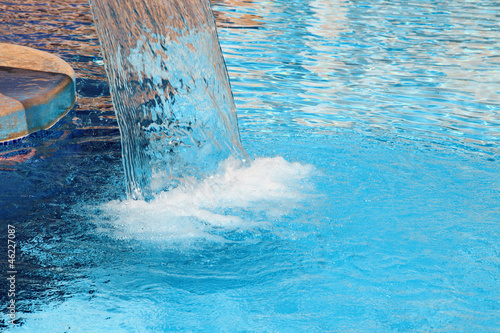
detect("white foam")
[90,156,316,244]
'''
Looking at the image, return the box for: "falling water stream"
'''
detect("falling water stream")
[88,0,247,200]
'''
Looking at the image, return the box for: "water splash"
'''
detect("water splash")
[88,0,248,200]
[90,157,316,246]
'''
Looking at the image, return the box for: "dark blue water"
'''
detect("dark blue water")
[0,0,498,331]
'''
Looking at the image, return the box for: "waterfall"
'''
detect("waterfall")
[88,0,248,200]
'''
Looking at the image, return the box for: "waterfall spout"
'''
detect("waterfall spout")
[89,0,248,200]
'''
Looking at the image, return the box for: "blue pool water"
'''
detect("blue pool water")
[1,0,499,331]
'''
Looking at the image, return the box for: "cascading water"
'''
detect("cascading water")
[88,0,248,200]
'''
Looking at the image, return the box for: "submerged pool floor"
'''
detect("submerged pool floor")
[0,0,499,331]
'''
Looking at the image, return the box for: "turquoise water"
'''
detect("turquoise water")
[1,0,499,331]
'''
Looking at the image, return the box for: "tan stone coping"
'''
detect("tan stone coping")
[0,43,76,142]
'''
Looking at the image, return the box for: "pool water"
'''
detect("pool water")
[1,0,499,331]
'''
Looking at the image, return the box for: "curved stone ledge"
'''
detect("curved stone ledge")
[0,43,76,142]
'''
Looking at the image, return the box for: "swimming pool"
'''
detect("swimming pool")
[0,0,499,331]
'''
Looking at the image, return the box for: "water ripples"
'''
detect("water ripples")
[214,0,500,154]
[0,0,498,155]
